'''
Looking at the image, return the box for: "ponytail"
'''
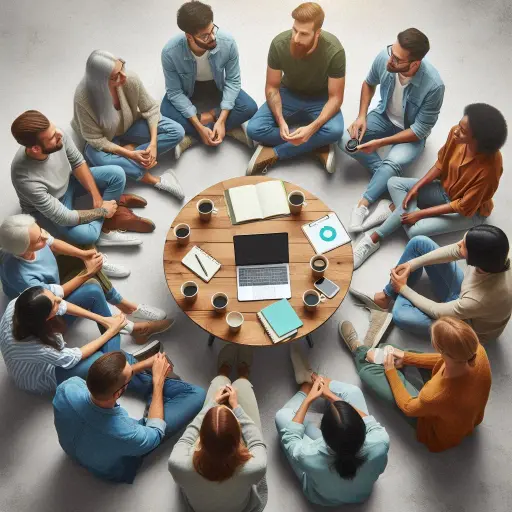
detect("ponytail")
[333,450,365,480]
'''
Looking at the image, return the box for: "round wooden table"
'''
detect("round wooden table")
[163,176,353,346]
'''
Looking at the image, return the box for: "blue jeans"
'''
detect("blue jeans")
[376,177,485,239]
[125,353,206,437]
[160,88,258,137]
[84,118,185,181]
[48,165,125,245]
[339,111,425,203]
[384,236,464,338]
[247,87,344,160]
[55,282,121,384]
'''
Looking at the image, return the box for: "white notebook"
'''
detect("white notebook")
[225,181,290,224]
[181,246,221,283]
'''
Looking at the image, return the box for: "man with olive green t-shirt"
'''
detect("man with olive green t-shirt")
[246,2,345,175]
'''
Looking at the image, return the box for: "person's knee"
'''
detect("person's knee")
[101,165,126,188]
[381,158,403,177]
[188,385,207,407]
[325,114,344,140]
[407,235,436,253]
[246,116,262,140]
[162,118,185,140]
[407,224,425,239]
[275,408,292,431]
[392,304,417,332]
[387,175,403,194]
[160,96,172,116]
[243,96,259,119]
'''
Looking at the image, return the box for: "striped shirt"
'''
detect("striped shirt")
[0,299,82,394]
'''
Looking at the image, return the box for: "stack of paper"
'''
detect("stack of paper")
[257,298,303,343]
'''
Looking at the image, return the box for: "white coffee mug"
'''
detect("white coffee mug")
[181,280,199,303]
[288,190,308,215]
[174,223,191,246]
[226,311,244,332]
[302,289,327,311]
[310,254,329,278]
[196,199,218,222]
[211,292,229,313]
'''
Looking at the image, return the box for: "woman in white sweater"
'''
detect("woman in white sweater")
[72,50,185,199]
[168,345,267,512]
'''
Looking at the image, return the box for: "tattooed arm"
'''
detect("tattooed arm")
[76,207,109,225]
[265,66,284,125]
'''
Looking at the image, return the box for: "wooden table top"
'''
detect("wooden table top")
[163,176,354,346]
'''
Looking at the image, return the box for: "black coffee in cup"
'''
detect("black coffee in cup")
[289,193,304,206]
[312,258,326,271]
[304,293,319,306]
[176,227,189,238]
[183,284,198,297]
[198,202,213,214]
[213,295,228,308]
[345,138,359,153]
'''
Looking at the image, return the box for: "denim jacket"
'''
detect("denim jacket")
[161,31,241,118]
[366,49,444,139]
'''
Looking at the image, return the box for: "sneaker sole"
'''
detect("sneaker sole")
[241,124,254,148]
[349,288,387,312]
[103,270,131,278]
[246,146,264,175]
[97,239,143,247]
[366,313,393,349]
[133,340,162,361]
[325,146,335,174]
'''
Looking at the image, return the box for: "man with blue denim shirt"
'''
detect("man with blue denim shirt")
[340,28,444,250]
[160,1,257,159]
[53,351,206,483]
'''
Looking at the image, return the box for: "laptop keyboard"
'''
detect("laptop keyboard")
[239,266,289,287]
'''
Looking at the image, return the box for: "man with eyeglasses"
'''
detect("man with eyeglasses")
[160,1,257,159]
[53,351,206,483]
[340,28,444,247]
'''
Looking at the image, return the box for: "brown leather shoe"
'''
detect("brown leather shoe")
[119,193,147,208]
[103,206,155,233]
[246,145,278,175]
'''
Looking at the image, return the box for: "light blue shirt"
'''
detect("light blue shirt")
[366,49,445,139]
[53,377,166,483]
[161,31,241,118]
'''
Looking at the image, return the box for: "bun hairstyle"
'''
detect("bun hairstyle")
[320,401,366,480]
[431,317,479,366]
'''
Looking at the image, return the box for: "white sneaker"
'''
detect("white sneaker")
[349,204,369,232]
[101,254,130,278]
[131,304,167,321]
[175,135,195,160]
[155,172,185,200]
[227,121,254,148]
[353,233,380,269]
[362,200,393,231]
[97,231,142,247]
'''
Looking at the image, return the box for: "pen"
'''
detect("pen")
[195,253,208,277]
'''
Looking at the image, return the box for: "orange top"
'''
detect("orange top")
[385,345,491,452]
[435,126,503,217]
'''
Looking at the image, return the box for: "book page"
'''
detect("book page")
[228,185,263,223]
[255,181,290,219]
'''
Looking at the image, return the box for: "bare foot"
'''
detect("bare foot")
[116,300,138,315]
[139,172,159,186]
[218,363,231,378]
[200,111,216,125]
[374,291,392,310]
[237,362,250,380]
[299,382,313,394]
[122,143,137,151]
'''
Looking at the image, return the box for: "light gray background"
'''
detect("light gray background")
[1,1,511,511]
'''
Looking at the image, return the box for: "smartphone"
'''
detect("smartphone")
[314,277,340,299]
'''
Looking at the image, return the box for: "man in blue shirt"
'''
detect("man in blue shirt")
[160,1,257,159]
[53,351,205,483]
[340,28,444,267]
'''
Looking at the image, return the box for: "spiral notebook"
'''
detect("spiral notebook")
[181,246,221,283]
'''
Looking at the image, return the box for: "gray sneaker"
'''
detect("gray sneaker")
[175,135,195,160]
[227,121,254,148]
[362,308,393,348]
[133,340,161,362]
[338,321,362,353]
[350,287,388,312]
[290,344,312,384]
[155,172,185,200]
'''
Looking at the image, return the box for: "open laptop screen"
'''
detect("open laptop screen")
[234,233,289,266]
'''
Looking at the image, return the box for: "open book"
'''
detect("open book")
[225,181,290,224]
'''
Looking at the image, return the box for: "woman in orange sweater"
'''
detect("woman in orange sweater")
[339,316,491,452]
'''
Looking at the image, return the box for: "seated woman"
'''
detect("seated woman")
[339,316,492,452]
[168,345,267,512]
[0,285,127,394]
[352,103,507,268]
[72,50,185,199]
[350,226,512,343]
[0,214,171,342]
[274,345,389,506]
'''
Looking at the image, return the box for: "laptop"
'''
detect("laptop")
[234,233,291,301]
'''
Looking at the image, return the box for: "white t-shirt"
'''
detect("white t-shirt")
[386,73,411,129]
[193,50,214,81]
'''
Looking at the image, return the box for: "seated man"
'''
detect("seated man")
[161,1,258,158]
[10,110,151,247]
[0,215,170,337]
[350,226,512,344]
[53,351,206,483]
[246,2,345,175]
[341,28,444,233]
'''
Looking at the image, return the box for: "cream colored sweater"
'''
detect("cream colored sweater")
[401,243,512,342]
[71,70,160,153]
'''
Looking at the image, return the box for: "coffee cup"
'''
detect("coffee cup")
[226,311,244,332]
[174,223,191,246]
[196,199,218,222]
[345,138,359,153]
[181,280,199,303]
[288,190,307,215]
[310,254,329,278]
[211,292,229,313]
[302,289,327,311]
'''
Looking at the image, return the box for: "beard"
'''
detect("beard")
[290,39,315,59]
[42,140,63,155]
[386,61,411,74]
[194,37,217,51]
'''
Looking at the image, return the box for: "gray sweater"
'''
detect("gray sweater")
[11,134,84,226]
[168,401,268,512]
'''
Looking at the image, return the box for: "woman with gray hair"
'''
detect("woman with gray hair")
[72,50,185,199]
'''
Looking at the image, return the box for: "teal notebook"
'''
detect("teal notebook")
[261,299,303,337]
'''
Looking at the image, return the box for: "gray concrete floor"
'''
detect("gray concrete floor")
[1,1,512,511]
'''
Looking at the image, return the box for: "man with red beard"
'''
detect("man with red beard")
[246,2,345,175]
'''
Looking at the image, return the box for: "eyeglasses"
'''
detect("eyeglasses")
[195,24,219,43]
[112,369,133,397]
[110,59,126,83]
[387,45,410,66]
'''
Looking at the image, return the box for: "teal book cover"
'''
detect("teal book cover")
[261,299,303,337]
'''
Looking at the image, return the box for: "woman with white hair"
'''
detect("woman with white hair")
[72,50,185,199]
